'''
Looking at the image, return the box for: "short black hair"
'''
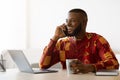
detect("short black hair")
[69,8,88,21]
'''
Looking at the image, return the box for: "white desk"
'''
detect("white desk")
[0,69,119,80]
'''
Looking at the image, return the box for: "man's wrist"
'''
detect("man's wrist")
[90,64,95,72]
[52,36,59,41]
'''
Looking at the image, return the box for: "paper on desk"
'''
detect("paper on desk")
[95,69,119,76]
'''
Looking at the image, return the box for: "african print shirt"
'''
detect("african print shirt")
[39,32,119,71]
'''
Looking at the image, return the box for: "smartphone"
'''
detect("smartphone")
[63,24,82,36]
[63,26,69,36]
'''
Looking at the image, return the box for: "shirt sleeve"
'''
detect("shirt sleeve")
[39,39,60,69]
[93,36,119,71]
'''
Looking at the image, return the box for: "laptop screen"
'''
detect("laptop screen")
[8,50,34,73]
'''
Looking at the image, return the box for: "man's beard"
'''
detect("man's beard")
[68,24,82,36]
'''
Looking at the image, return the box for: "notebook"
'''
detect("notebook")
[95,69,119,76]
[8,50,58,74]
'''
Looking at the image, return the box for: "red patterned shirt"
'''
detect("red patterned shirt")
[39,32,119,71]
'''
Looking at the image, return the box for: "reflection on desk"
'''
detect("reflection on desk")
[0,69,119,80]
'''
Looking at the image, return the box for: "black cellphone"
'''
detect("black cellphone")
[63,24,82,36]
[63,26,69,36]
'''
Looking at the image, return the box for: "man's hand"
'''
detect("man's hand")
[52,24,67,41]
[70,60,95,74]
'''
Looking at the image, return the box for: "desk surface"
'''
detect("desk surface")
[0,69,119,80]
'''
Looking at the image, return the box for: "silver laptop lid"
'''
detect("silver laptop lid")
[8,50,34,73]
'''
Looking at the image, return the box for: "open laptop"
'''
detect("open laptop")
[8,50,58,74]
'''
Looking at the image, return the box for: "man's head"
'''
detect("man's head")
[68,8,88,22]
[66,8,88,36]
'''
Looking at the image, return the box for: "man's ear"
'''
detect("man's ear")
[82,20,87,31]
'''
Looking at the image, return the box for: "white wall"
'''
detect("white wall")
[28,0,120,53]
[0,0,120,54]
[1,0,120,68]
[0,0,27,53]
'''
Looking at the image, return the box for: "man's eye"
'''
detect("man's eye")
[71,20,76,22]
[66,19,78,23]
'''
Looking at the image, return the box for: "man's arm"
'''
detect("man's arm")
[39,24,67,69]
[94,36,119,71]
[70,36,119,74]
[39,39,60,69]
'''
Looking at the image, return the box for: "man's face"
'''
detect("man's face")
[66,12,83,36]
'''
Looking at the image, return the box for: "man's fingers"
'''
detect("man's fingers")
[59,23,66,31]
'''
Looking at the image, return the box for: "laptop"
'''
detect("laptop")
[8,50,58,74]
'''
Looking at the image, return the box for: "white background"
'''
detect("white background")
[0,0,26,53]
[28,0,120,53]
[0,0,120,54]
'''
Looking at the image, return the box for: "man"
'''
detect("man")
[39,8,119,73]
